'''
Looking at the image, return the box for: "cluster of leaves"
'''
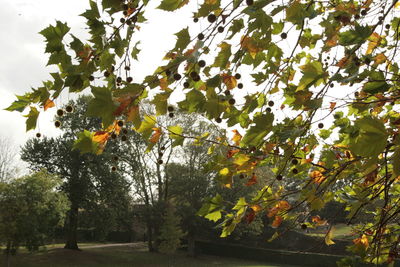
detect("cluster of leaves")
[7,0,400,263]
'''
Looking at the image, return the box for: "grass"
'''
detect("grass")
[0,243,298,267]
[305,224,356,240]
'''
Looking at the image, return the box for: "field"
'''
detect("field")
[1,243,298,267]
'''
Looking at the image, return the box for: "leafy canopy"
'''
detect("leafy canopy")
[7,0,400,263]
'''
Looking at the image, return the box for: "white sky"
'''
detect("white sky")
[0,0,199,150]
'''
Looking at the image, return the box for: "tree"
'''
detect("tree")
[0,137,19,183]
[158,201,185,255]
[20,96,133,250]
[7,0,400,263]
[0,171,69,267]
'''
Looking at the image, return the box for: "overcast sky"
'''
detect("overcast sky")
[0,0,200,150]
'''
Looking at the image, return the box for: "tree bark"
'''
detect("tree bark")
[64,204,80,250]
[146,222,154,252]
[6,241,11,267]
[187,231,196,257]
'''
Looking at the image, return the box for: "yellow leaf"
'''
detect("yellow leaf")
[309,170,326,184]
[250,205,262,212]
[325,228,335,246]
[234,154,250,166]
[221,73,237,90]
[232,130,242,146]
[311,215,327,225]
[241,36,263,59]
[366,32,381,55]
[159,77,168,90]
[219,168,229,176]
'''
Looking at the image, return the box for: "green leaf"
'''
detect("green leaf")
[349,116,388,158]
[213,42,231,69]
[135,115,156,140]
[168,125,184,147]
[297,61,327,91]
[73,130,98,154]
[87,86,117,127]
[178,89,206,113]
[241,113,274,147]
[24,107,39,131]
[205,210,222,222]
[339,24,371,46]
[151,91,171,115]
[158,0,189,11]
[5,95,31,112]
[392,147,400,177]
[39,21,70,53]
[173,28,190,51]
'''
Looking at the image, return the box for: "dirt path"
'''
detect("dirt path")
[83,242,146,249]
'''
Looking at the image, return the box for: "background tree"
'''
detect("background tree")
[20,96,133,250]
[0,137,19,183]
[0,171,69,267]
[8,0,400,263]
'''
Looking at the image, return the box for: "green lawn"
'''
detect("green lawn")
[305,224,355,240]
[1,244,298,267]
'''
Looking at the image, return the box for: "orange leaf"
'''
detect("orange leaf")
[159,77,169,90]
[353,234,369,248]
[114,96,132,116]
[336,56,351,68]
[329,102,336,111]
[227,149,240,158]
[250,205,262,212]
[44,99,55,111]
[272,215,283,228]
[311,215,327,226]
[241,36,263,59]
[309,170,326,184]
[221,73,237,90]
[232,130,242,146]
[245,209,256,224]
[149,127,162,143]
[277,200,291,210]
[374,53,387,65]
[126,105,140,122]
[245,173,257,186]
[93,131,110,145]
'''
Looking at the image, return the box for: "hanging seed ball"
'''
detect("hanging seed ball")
[122,128,128,135]
[217,26,224,33]
[123,10,128,16]
[66,105,73,112]
[193,17,199,23]
[292,168,299,174]
[239,174,245,179]
[228,98,236,105]
[183,81,190,88]
[125,66,130,71]
[276,174,283,181]
[173,73,182,81]
[198,60,206,67]
[318,123,324,129]
[120,18,125,23]
[111,133,117,139]
[281,32,288,39]
[168,106,174,112]
[266,107,272,113]
[159,152,164,157]
[361,9,367,16]
[237,83,243,89]
[57,109,64,116]
[235,73,241,79]
[268,100,274,107]
[216,117,222,123]
[111,166,117,172]
[224,90,231,96]
[169,112,174,118]
[158,159,164,165]
[113,156,119,161]
[116,77,122,83]
[89,75,95,81]
[165,69,171,76]
[127,77,133,83]
[246,0,254,5]
[198,33,205,40]
[121,135,127,142]
[104,71,110,77]
[301,224,308,230]
[36,133,41,138]
[292,158,299,165]
[385,24,390,29]
[55,120,61,128]
[161,146,166,150]
[207,14,217,23]
[117,120,124,127]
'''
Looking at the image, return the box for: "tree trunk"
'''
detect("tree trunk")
[6,241,11,267]
[187,231,196,257]
[146,222,154,252]
[64,204,80,250]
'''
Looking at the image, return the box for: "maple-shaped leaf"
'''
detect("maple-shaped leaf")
[149,128,162,143]
[168,125,184,147]
[366,32,381,55]
[173,27,190,52]
[213,42,231,69]
[271,215,283,228]
[24,106,39,131]
[297,61,327,91]
[87,86,118,127]
[44,99,55,111]
[221,73,237,90]
[158,0,189,11]
[325,228,335,246]
[73,130,98,154]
